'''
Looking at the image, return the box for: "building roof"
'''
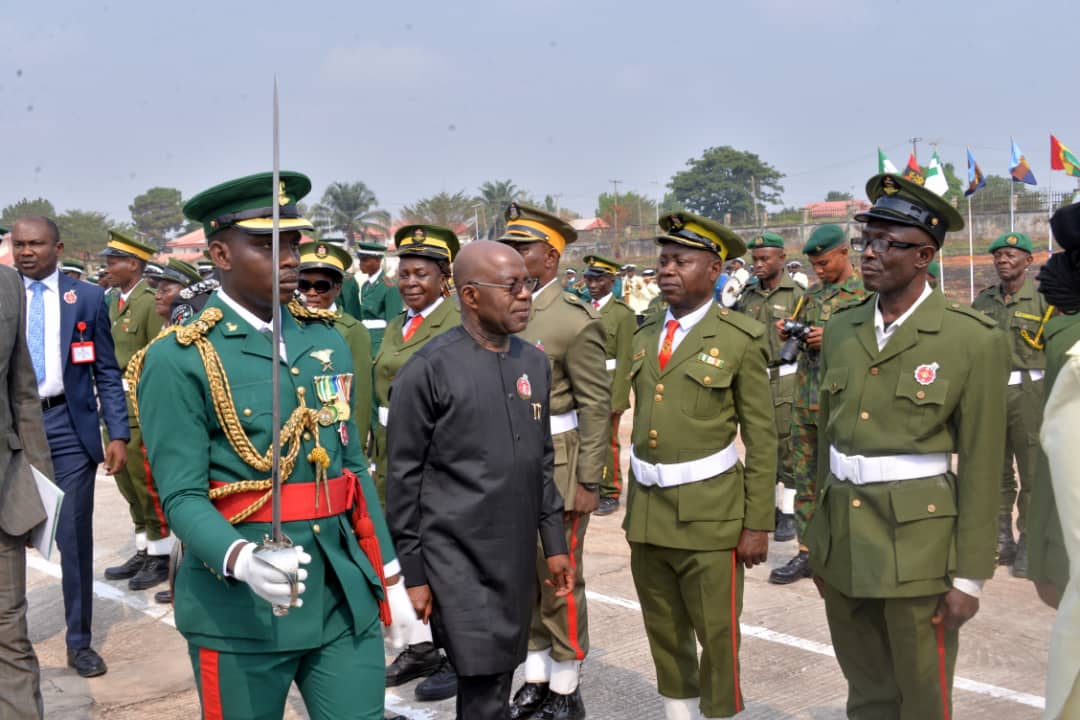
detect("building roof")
[569,217,610,231]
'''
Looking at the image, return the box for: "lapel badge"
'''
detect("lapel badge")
[226,322,239,332]
[914,362,940,386]
[516,373,532,400]
[310,349,335,371]
[709,348,719,357]
[63,289,77,305]
[534,340,544,352]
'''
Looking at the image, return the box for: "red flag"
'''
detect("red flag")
[1051,134,1065,170]
[902,152,925,186]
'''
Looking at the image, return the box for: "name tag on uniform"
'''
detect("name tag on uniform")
[633,349,646,361]
[71,341,95,364]
[1014,311,1042,321]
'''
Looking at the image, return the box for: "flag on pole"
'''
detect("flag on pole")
[902,152,925,185]
[1050,133,1080,177]
[1009,139,1037,185]
[878,147,898,174]
[925,150,949,196]
[965,148,985,197]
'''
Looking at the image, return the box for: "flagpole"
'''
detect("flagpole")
[967,199,975,303]
[1048,168,1055,253]
[1009,180,1015,232]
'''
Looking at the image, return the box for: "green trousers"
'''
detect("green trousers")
[769,371,795,487]
[630,543,744,718]
[529,513,590,663]
[112,424,168,540]
[790,405,817,545]
[189,620,385,720]
[1001,378,1043,530]
[600,412,624,501]
[822,583,957,720]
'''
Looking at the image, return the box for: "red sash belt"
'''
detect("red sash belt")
[209,470,391,625]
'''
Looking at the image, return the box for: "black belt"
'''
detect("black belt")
[41,394,66,411]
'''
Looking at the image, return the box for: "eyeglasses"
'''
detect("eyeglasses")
[298,279,336,294]
[466,278,540,295]
[851,237,934,254]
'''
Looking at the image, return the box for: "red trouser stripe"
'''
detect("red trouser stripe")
[199,647,223,720]
[936,623,951,720]
[564,515,585,661]
[730,552,743,713]
[610,413,622,494]
[142,445,168,535]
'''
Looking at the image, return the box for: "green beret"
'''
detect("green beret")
[583,254,620,276]
[803,224,846,256]
[987,232,1033,254]
[183,171,314,239]
[746,232,785,250]
[656,211,746,261]
[499,203,577,253]
[355,241,389,257]
[855,174,964,246]
[160,259,201,286]
[394,224,459,263]
[928,259,941,279]
[298,241,353,279]
[60,258,86,274]
[101,230,156,261]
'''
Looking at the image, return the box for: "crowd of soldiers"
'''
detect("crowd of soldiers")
[1,166,1077,720]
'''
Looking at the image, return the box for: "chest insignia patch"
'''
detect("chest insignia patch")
[226,322,238,332]
[310,348,335,371]
[698,353,725,368]
[914,362,940,386]
[63,289,77,304]
[516,373,532,400]
[633,349,646,361]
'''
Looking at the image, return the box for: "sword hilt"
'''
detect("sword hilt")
[255,533,298,616]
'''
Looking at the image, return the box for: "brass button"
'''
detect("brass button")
[297,387,306,397]
[303,432,312,441]
[927,504,936,513]
[859,411,870,420]
[291,367,301,376]
[243,408,252,417]
[654,394,663,402]
[870,367,880,376]
[916,390,926,400]
[656,383,665,392]
[703,376,712,385]
[647,440,657,448]
[721,309,729,315]
[648,430,658,438]
[313,523,321,534]
[852,499,862,508]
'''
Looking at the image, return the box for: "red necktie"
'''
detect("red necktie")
[658,319,679,370]
[592,300,600,309]
[118,297,126,312]
[402,314,423,341]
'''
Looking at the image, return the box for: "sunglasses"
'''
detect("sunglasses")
[851,237,934,254]
[298,279,337,294]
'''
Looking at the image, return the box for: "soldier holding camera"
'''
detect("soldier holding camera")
[769,225,866,584]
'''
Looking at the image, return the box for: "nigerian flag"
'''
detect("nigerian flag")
[878,147,899,174]
[925,151,949,196]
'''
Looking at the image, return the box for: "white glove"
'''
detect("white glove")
[232,542,311,608]
[386,580,416,650]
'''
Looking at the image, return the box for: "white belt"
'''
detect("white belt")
[605,358,617,371]
[630,442,739,488]
[362,319,388,330]
[772,362,798,378]
[378,406,389,427]
[829,445,950,485]
[1008,369,1045,385]
[550,410,578,435]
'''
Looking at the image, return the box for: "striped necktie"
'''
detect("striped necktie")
[658,319,679,370]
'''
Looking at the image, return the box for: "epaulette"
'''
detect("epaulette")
[945,301,998,328]
[975,284,995,297]
[179,278,220,301]
[562,291,600,318]
[287,298,337,325]
[715,306,765,339]
[382,275,395,287]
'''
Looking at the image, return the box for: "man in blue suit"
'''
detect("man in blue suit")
[12,217,129,678]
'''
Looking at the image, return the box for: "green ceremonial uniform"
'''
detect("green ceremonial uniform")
[791,273,866,542]
[596,293,635,501]
[971,276,1049,533]
[735,273,803,489]
[372,298,461,499]
[1027,312,1080,592]
[110,279,166,540]
[349,271,403,357]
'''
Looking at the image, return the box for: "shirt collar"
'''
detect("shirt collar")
[532,277,559,300]
[23,269,59,292]
[216,288,273,333]
[366,269,383,284]
[874,282,933,336]
[407,295,444,320]
[663,297,714,331]
[593,292,612,310]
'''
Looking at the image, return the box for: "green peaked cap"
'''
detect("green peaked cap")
[183,171,314,239]
[582,254,620,276]
[394,224,459,262]
[855,173,964,246]
[161,258,201,286]
[298,241,353,278]
[656,211,746,261]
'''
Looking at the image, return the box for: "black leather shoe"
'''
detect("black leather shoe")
[414,657,457,701]
[67,648,107,678]
[769,550,811,585]
[386,642,442,687]
[1011,533,1028,578]
[594,497,619,517]
[533,688,585,720]
[129,554,169,590]
[997,515,1017,566]
[154,589,173,604]
[774,513,796,542]
[105,550,146,580]
[509,682,550,719]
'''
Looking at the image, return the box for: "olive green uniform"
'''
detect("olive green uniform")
[596,294,635,502]
[806,290,1009,720]
[971,277,1049,531]
[333,311,373,447]
[520,281,610,665]
[735,274,803,490]
[624,303,777,718]
[110,280,166,541]
[791,274,866,542]
[372,298,460,501]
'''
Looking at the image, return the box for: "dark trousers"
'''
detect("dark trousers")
[44,405,97,650]
[457,671,512,720]
[0,526,43,720]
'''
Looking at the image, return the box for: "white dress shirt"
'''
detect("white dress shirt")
[22,270,64,399]
[592,292,612,311]
[659,298,714,356]
[402,296,444,336]
[216,289,287,362]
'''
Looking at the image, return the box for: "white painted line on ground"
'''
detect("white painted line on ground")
[585,590,1045,710]
[385,693,438,719]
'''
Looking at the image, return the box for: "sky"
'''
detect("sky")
[2,0,1078,226]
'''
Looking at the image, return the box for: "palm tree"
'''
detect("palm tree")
[477,179,526,240]
[400,191,478,229]
[310,181,390,247]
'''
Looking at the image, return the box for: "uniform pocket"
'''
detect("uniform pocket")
[890,481,957,583]
[680,365,733,419]
[805,484,831,564]
[895,374,948,437]
[822,367,848,429]
[676,462,744,523]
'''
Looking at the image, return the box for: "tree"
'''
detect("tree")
[477,179,526,240]
[400,191,477,229]
[310,181,390,246]
[659,193,684,215]
[55,210,113,260]
[667,146,784,224]
[596,191,657,230]
[130,187,185,248]
[825,190,853,202]
[2,197,56,226]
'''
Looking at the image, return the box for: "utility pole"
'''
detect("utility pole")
[750,175,759,228]
[553,193,563,218]
[610,179,622,239]
[908,136,924,160]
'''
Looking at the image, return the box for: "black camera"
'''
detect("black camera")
[779,320,811,365]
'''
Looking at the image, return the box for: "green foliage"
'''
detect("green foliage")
[659,193,684,215]
[477,179,526,240]
[129,187,184,248]
[55,210,113,259]
[668,146,784,223]
[825,191,853,201]
[596,191,657,229]
[310,181,390,246]
[400,190,477,229]
[2,197,56,226]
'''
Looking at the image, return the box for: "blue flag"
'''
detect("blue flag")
[965,148,986,197]
[1009,139,1037,185]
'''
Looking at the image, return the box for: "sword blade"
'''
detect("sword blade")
[270,78,283,544]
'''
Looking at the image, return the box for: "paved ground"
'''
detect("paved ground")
[27,441,1055,719]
